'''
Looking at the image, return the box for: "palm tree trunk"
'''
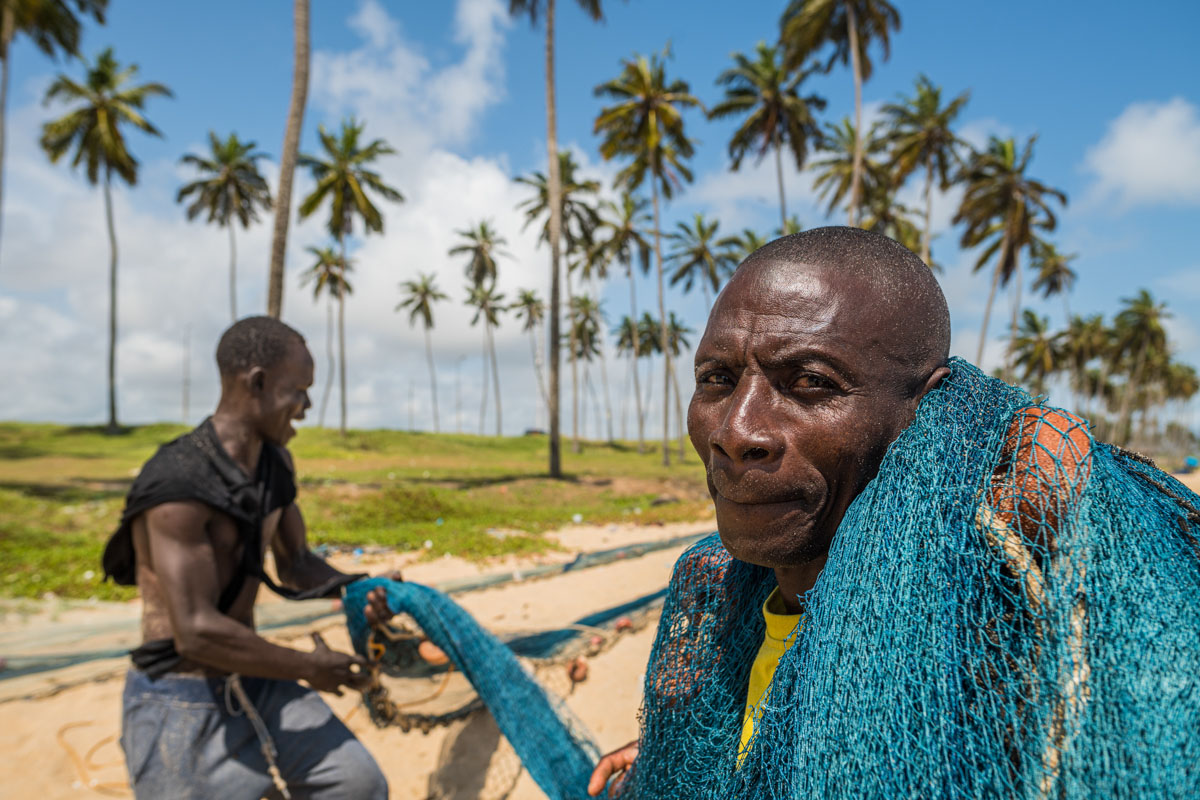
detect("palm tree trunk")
[567,268,580,453]
[266,0,310,318]
[1005,254,1022,382]
[227,215,238,322]
[1115,342,1148,446]
[479,336,489,436]
[975,233,1009,365]
[319,296,333,427]
[599,340,614,443]
[104,171,119,433]
[528,327,548,422]
[671,358,686,461]
[0,5,14,264]
[488,321,502,436]
[337,236,347,436]
[652,175,671,466]
[544,0,564,477]
[922,159,933,265]
[628,266,645,454]
[845,0,864,228]
[425,326,439,433]
[774,138,788,234]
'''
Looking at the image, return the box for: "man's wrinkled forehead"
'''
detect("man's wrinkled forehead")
[704,257,913,367]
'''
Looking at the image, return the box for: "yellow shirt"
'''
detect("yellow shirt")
[738,587,803,764]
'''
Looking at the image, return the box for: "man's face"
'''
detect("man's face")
[256,340,314,446]
[688,261,923,568]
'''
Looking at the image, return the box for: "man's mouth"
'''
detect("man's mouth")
[709,471,808,507]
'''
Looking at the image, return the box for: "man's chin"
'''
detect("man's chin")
[715,504,824,569]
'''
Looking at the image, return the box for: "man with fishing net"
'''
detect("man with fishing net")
[353,227,1200,798]
[103,317,390,799]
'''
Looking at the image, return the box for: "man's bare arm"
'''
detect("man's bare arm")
[146,500,368,692]
[271,502,351,594]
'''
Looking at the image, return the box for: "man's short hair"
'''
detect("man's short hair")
[215,316,306,378]
[742,226,951,369]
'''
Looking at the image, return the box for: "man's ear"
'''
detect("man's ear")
[913,365,950,407]
[247,366,267,394]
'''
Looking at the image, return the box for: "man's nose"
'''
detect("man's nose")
[709,375,784,466]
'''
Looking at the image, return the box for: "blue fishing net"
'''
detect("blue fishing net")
[344,358,1200,799]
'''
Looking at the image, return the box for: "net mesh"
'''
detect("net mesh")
[344,358,1200,799]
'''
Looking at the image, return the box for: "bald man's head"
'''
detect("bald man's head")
[689,226,953,570]
[735,226,950,380]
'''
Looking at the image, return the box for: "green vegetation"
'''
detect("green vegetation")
[0,423,710,601]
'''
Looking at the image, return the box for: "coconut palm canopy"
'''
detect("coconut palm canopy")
[1,0,1196,442]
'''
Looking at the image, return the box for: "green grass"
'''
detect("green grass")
[0,422,711,600]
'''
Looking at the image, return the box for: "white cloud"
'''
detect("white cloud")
[0,0,642,437]
[1083,97,1200,208]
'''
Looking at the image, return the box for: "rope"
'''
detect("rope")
[225,674,291,800]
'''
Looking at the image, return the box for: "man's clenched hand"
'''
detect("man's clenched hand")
[304,632,371,695]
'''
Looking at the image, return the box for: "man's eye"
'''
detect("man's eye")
[792,373,833,391]
[698,372,733,387]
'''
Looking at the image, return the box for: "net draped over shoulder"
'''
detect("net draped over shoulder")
[345,359,1200,799]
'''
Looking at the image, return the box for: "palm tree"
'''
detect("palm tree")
[39,47,170,433]
[665,311,694,460]
[1111,289,1170,445]
[592,192,651,451]
[1061,313,1109,418]
[397,273,449,433]
[450,220,509,291]
[298,116,402,435]
[1030,239,1077,318]
[266,0,309,319]
[613,313,644,440]
[466,284,507,436]
[811,117,886,223]
[511,288,549,426]
[775,217,805,237]
[595,50,702,465]
[176,132,272,322]
[0,0,106,261]
[781,0,900,227]
[667,213,737,307]
[300,245,351,428]
[516,150,601,258]
[1010,309,1061,397]
[710,42,825,232]
[569,294,613,442]
[509,0,607,478]
[860,177,927,265]
[720,227,769,263]
[880,74,968,265]
[517,151,601,451]
[953,135,1067,369]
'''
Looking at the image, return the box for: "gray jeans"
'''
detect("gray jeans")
[120,669,387,800]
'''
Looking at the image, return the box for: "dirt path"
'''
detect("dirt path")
[0,520,714,800]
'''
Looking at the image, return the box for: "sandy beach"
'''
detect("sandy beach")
[0,520,715,800]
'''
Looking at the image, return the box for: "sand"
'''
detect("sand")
[0,520,715,800]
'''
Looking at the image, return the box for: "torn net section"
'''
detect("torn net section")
[345,358,1200,799]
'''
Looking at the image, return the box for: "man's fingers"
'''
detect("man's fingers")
[587,745,637,797]
[311,632,329,651]
[587,756,615,796]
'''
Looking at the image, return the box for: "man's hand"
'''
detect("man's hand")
[364,580,398,627]
[304,632,371,695]
[588,740,638,797]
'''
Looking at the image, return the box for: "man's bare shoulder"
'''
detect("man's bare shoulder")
[142,500,216,541]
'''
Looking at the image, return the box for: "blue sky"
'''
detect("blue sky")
[1,0,1198,435]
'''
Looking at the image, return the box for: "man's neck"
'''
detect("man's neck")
[210,408,264,477]
[772,552,828,615]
